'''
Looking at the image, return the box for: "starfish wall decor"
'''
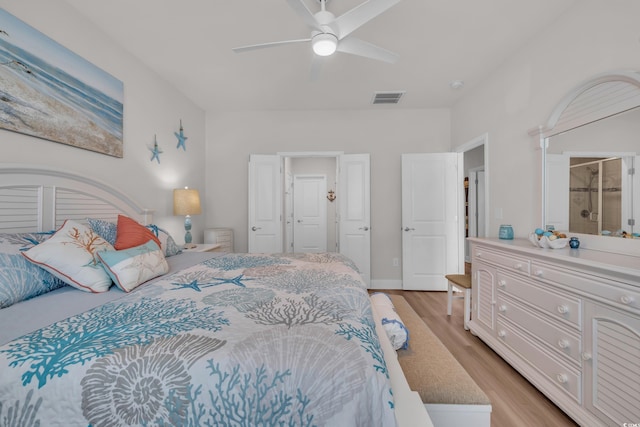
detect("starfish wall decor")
[149,134,162,163]
[175,119,188,151]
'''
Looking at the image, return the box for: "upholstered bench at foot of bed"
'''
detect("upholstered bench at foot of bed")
[389,294,492,427]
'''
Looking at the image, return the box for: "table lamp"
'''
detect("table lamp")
[173,187,201,249]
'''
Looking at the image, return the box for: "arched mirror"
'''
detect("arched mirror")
[530,70,640,243]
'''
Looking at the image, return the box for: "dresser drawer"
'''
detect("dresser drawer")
[497,295,582,365]
[497,272,582,329]
[531,262,640,312]
[497,320,582,403]
[214,233,232,243]
[473,247,530,276]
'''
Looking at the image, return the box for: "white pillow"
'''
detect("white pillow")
[370,292,409,350]
[22,220,114,293]
[97,240,169,292]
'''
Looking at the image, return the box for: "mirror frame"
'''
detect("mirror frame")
[529,70,640,254]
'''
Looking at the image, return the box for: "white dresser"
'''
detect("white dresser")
[204,228,234,252]
[468,237,640,427]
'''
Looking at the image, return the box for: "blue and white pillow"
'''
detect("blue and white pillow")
[97,240,169,292]
[87,218,117,246]
[87,219,182,257]
[22,220,115,293]
[145,224,182,257]
[370,292,409,350]
[0,231,66,308]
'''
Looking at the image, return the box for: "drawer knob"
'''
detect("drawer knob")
[556,373,568,384]
[514,263,523,270]
[534,269,544,277]
[498,280,506,288]
[581,352,592,361]
[498,330,507,338]
[498,305,507,313]
[476,252,483,258]
[620,295,635,305]
[557,339,570,349]
[557,304,569,315]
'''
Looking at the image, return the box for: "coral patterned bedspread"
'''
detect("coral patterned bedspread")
[0,252,396,427]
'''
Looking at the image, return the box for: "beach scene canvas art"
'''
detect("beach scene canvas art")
[0,9,123,157]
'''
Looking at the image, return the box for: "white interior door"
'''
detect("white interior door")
[293,174,327,253]
[546,153,570,231]
[284,170,294,252]
[402,153,461,290]
[339,154,371,285]
[248,154,282,253]
[633,156,639,234]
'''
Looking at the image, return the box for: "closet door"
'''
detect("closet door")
[339,154,371,285]
[248,154,282,253]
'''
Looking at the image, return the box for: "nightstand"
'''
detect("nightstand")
[204,228,234,252]
[182,243,221,253]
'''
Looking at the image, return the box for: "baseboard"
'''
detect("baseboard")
[369,279,402,290]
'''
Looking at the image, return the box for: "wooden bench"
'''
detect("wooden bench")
[445,273,472,330]
[389,294,491,427]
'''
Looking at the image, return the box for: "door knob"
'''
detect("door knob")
[359,226,369,231]
[297,220,303,223]
[404,227,415,232]
[251,226,262,231]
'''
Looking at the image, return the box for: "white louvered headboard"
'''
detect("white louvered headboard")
[0,164,153,233]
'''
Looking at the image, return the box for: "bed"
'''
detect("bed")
[0,164,431,427]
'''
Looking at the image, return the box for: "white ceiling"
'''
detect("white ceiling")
[64,0,577,112]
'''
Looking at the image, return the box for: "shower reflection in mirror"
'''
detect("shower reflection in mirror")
[569,156,623,235]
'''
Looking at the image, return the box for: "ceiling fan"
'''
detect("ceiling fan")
[232,0,403,66]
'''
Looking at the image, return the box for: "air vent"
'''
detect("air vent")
[372,91,405,105]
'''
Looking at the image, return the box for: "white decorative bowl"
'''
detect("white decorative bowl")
[529,233,569,249]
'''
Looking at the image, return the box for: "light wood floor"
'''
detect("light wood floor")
[382,290,579,427]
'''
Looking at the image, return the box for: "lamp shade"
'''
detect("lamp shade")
[173,188,202,216]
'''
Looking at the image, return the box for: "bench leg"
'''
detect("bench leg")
[463,288,471,330]
[447,282,453,316]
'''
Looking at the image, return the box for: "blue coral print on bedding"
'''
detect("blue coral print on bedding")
[1,298,229,388]
[0,253,397,427]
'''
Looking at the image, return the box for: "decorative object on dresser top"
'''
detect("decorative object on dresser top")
[204,227,234,252]
[0,164,432,427]
[529,228,570,249]
[173,187,202,249]
[468,237,640,427]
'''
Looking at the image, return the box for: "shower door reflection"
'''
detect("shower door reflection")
[569,157,622,235]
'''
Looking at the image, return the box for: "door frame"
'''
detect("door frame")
[455,133,490,265]
[281,151,341,253]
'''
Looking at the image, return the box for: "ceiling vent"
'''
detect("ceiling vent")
[372,91,405,105]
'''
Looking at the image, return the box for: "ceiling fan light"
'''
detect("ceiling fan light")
[312,33,338,56]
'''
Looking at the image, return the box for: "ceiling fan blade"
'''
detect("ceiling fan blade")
[336,37,399,63]
[232,38,311,53]
[286,0,321,30]
[310,54,323,81]
[333,0,403,39]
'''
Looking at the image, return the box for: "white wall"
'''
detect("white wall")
[205,109,451,282]
[1,0,207,243]
[451,0,640,239]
